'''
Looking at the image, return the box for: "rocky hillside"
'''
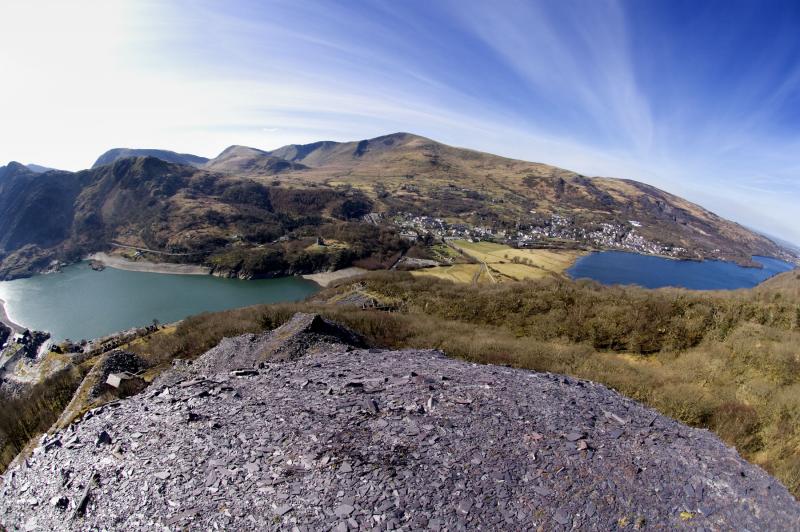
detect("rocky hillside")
[1,313,798,530]
[263,133,791,265]
[0,163,91,278]
[203,145,307,175]
[25,164,57,174]
[0,133,794,279]
[0,157,399,280]
[92,149,209,169]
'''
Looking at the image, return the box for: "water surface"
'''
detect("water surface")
[567,252,794,290]
[0,262,319,341]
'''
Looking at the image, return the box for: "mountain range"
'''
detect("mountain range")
[0,133,795,280]
[92,148,209,169]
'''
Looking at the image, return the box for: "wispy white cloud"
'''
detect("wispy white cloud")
[0,0,797,243]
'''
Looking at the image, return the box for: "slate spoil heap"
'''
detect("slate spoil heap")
[1,314,799,531]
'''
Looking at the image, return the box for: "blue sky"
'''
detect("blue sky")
[1,0,799,243]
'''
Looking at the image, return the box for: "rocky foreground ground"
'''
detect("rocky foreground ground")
[1,314,799,531]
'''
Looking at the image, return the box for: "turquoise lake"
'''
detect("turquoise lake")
[0,262,320,342]
[567,252,795,290]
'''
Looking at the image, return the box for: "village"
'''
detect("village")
[390,211,689,258]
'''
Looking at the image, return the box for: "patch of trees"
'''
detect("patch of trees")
[220,182,272,209]
[331,196,373,220]
[269,187,337,215]
[0,366,85,473]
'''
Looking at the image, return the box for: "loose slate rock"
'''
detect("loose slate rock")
[1,313,799,531]
[334,503,354,517]
[95,430,112,446]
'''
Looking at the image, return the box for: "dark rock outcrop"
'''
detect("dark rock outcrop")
[1,314,798,530]
[0,322,10,347]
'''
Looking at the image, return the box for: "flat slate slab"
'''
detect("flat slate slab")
[1,315,799,530]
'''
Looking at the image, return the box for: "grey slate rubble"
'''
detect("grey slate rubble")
[1,313,799,530]
[163,312,366,382]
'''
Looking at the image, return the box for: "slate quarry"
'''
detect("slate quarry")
[1,313,799,530]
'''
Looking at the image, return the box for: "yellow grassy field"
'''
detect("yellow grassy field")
[412,264,483,283]
[412,241,583,284]
[451,240,583,280]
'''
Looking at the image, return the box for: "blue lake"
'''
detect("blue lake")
[0,262,320,342]
[567,252,795,290]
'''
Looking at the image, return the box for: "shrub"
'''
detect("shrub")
[0,366,85,472]
[711,402,763,452]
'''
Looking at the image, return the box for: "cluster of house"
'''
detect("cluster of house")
[392,213,483,242]
[3,329,50,355]
[392,211,688,257]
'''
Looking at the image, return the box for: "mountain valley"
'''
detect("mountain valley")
[0,133,794,281]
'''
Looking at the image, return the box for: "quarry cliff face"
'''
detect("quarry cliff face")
[1,314,798,530]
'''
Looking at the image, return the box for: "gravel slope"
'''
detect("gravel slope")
[1,314,798,531]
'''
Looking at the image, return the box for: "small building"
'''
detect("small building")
[106,372,136,389]
[105,371,146,397]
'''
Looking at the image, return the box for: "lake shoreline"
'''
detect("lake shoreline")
[567,251,795,290]
[0,262,320,342]
[87,253,212,276]
[91,252,369,286]
[0,297,25,334]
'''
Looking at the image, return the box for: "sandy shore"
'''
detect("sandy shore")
[88,253,211,276]
[302,267,368,287]
[0,297,25,334]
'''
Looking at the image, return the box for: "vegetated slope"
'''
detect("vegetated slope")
[757,268,800,297]
[267,132,791,265]
[92,148,209,168]
[0,156,404,280]
[0,157,215,277]
[2,270,800,499]
[0,132,794,279]
[0,162,90,277]
[2,313,798,530]
[203,145,308,175]
[105,268,799,497]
